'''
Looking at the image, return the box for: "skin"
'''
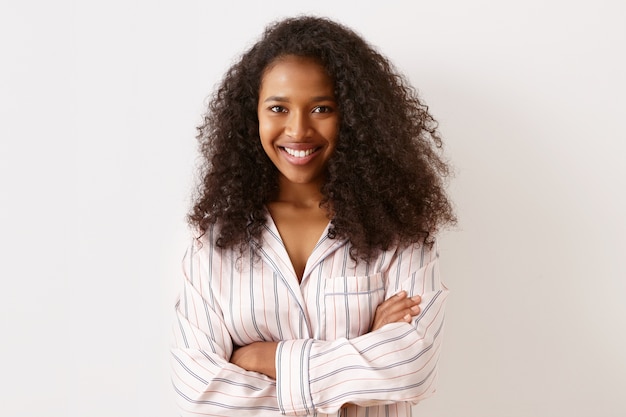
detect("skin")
[230,55,422,380]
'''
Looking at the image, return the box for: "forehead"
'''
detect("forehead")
[259,56,334,94]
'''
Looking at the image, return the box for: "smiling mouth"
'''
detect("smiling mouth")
[281,147,319,158]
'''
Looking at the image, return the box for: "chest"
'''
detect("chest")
[213,246,387,345]
[267,204,329,282]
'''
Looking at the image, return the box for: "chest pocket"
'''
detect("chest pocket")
[323,273,385,340]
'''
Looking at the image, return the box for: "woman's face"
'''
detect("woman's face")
[257,55,339,188]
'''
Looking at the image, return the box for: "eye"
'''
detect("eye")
[269,105,287,113]
[312,105,333,114]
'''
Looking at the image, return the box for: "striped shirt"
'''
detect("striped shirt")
[171,216,449,416]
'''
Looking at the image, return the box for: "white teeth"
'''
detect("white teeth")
[284,147,315,158]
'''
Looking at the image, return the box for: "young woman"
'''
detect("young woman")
[171,15,456,416]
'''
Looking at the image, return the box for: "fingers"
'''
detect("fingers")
[385,291,421,314]
[371,291,422,331]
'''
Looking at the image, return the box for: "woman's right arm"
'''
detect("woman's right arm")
[170,240,281,416]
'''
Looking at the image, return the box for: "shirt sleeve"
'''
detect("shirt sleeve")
[170,238,281,416]
[275,241,449,415]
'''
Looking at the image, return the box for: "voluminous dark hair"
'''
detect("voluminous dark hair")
[189,15,456,260]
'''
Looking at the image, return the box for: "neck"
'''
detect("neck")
[274,176,324,208]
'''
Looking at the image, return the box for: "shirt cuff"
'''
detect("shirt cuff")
[275,338,315,415]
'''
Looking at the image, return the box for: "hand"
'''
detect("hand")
[230,341,278,379]
[370,291,421,332]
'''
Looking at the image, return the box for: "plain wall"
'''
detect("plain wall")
[2,0,625,416]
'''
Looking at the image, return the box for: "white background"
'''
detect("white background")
[1,1,625,416]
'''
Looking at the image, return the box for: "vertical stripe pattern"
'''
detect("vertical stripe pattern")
[171,216,449,416]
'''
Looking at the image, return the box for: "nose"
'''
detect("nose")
[285,111,311,140]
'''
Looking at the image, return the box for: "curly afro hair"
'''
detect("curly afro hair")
[188,15,456,261]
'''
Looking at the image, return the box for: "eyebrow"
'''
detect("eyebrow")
[262,95,336,103]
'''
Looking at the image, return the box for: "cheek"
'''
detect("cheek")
[258,117,278,141]
[257,121,270,144]
[258,124,277,156]
[323,121,339,146]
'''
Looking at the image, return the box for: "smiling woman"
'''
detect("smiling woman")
[172,15,456,416]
